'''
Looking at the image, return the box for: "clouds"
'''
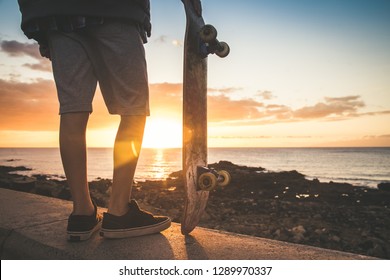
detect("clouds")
[208,92,390,126]
[153,35,183,47]
[289,96,390,122]
[150,82,390,125]
[147,83,389,126]
[257,90,275,100]
[1,38,387,128]
[1,77,389,133]
[208,95,265,122]
[149,83,266,121]
[206,92,380,125]
[0,38,388,148]
[0,78,58,130]
[293,96,365,120]
[149,82,182,116]
[1,40,51,72]
[1,40,41,59]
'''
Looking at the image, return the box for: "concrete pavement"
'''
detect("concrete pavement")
[0,188,372,259]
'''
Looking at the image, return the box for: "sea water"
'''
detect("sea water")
[0,147,389,188]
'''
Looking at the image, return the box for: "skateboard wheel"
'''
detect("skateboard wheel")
[198,172,217,191]
[200,24,217,43]
[216,42,230,58]
[217,170,231,187]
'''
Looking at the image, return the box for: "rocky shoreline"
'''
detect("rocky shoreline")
[1,161,389,259]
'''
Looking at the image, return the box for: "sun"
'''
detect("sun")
[86,117,182,148]
[142,117,182,148]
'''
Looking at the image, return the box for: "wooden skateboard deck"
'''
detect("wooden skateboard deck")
[181,0,230,235]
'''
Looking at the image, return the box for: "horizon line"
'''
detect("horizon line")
[1,146,390,149]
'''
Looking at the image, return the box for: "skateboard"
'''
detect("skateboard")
[181,0,231,235]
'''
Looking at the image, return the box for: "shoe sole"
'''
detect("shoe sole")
[100,218,171,239]
[67,221,102,242]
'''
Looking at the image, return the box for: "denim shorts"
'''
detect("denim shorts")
[48,20,149,116]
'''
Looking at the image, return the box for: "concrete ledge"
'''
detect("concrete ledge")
[0,188,372,260]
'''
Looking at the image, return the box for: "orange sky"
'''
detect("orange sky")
[0,0,389,148]
[1,77,389,148]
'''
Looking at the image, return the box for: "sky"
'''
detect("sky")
[0,0,389,148]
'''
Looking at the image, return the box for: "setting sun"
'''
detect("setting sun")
[142,118,182,148]
[0,1,389,149]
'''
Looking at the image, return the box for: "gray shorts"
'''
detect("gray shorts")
[48,20,149,115]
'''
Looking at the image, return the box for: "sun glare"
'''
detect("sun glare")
[143,118,182,148]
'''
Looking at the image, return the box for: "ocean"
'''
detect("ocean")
[0,147,389,188]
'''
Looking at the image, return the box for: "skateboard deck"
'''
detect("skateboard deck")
[181,0,230,235]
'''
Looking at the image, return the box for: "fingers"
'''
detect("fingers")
[39,45,51,60]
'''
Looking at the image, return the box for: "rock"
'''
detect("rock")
[168,170,182,179]
[378,182,390,191]
[313,214,322,219]
[330,235,341,242]
[367,240,388,259]
[90,179,111,193]
[1,162,390,259]
[11,177,36,191]
[34,180,63,197]
[315,228,327,235]
[291,225,306,242]
[360,238,388,259]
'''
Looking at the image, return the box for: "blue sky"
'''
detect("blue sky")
[0,0,389,147]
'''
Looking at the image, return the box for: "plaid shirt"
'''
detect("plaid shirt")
[23,16,105,45]
[24,15,148,47]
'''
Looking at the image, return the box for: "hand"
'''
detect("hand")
[189,0,202,16]
[140,18,152,44]
[39,44,51,60]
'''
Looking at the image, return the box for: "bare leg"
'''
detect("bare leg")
[108,115,146,216]
[60,112,94,216]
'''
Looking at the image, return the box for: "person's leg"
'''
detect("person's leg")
[108,115,146,216]
[94,21,171,238]
[100,114,171,239]
[60,112,95,216]
[48,30,98,218]
[60,111,102,241]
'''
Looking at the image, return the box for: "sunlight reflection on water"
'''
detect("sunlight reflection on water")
[150,149,169,179]
[1,147,389,187]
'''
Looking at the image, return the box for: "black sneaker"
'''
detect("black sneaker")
[100,200,171,239]
[67,200,102,242]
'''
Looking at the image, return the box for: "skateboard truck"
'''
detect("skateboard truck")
[197,166,231,191]
[199,24,230,58]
